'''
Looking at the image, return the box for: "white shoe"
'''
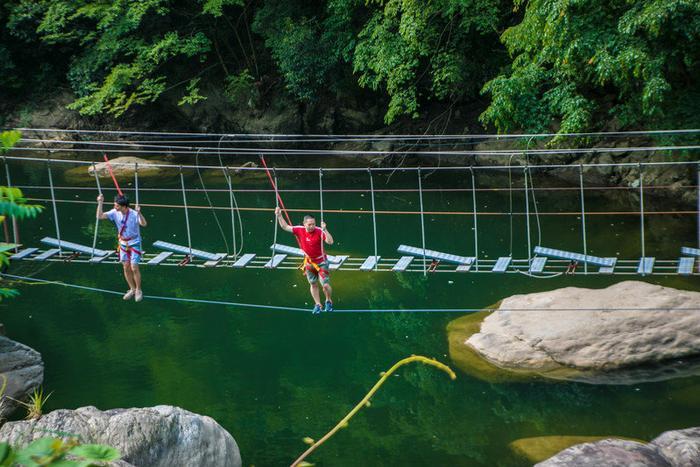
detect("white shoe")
[123,289,135,300]
[134,289,143,302]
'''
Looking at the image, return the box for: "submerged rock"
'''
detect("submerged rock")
[0,405,241,467]
[0,336,44,419]
[64,156,178,184]
[536,427,700,466]
[510,435,646,464]
[450,281,700,384]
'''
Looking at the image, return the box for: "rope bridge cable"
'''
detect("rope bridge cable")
[368,169,378,270]
[417,168,427,276]
[15,127,700,139]
[5,153,699,171]
[17,184,700,194]
[579,164,588,275]
[469,167,479,270]
[217,135,244,258]
[21,196,700,217]
[13,139,700,157]
[195,148,230,255]
[4,272,700,313]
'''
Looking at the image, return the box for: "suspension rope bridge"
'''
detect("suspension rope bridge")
[2,130,700,312]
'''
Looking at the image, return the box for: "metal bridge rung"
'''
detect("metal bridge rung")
[492,257,511,273]
[456,263,472,272]
[232,253,256,268]
[681,246,700,257]
[598,258,617,274]
[392,256,414,272]
[637,257,655,275]
[533,246,614,267]
[529,257,547,273]
[153,240,224,261]
[147,251,173,265]
[329,255,349,270]
[360,256,380,271]
[41,237,111,257]
[89,251,115,263]
[10,248,38,260]
[270,243,343,263]
[264,254,287,269]
[397,244,474,265]
[678,257,695,275]
[33,249,60,261]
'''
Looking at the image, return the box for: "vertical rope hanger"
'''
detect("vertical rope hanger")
[578,164,588,274]
[468,167,479,271]
[224,166,238,260]
[319,168,326,259]
[134,162,139,206]
[417,168,427,276]
[272,170,279,259]
[46,160,62,254]
[179,166,193,256]
[2,157,19,250]
[91,162,102,260]
[507,154,515,257]
[639,163,646,274]
[368,169,378,270]
[524,165,532,264]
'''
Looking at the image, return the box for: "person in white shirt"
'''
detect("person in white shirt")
[97,194,147,301]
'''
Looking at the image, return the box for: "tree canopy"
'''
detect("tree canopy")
[0,0,698,133]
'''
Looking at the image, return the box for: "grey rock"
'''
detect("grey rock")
[0,336,44,419]
[651,427,700,466]
[465,281,700,384]
[0,405,241,467]
[537,427,700,466]
[536,439,672,467]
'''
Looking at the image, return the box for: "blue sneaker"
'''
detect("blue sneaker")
[324,300,334,312]
[312,304,322,314]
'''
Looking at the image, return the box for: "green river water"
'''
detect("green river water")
[3,159,700,466]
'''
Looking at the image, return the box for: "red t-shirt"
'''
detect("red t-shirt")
[292,226,326,262]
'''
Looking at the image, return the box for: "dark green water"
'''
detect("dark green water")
[3,160,700,466]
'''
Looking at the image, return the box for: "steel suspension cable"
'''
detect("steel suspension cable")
[524,166,532,264]
[319,168,325,259]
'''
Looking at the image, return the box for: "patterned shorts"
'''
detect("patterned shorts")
[119,242,142,264]
[305,260,330,286]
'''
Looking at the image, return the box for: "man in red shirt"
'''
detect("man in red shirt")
[275,207,335,313]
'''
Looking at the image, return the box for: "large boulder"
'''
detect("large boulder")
[0,336,44,419]
[536,427,700,466]
[0,405,241,467]
[452,281,700,384]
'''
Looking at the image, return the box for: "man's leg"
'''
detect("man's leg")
[309,282,322,306]
[322,283,332,302]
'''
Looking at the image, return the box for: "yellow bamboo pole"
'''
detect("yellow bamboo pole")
[290,355,456,467]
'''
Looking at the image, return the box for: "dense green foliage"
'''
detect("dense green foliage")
[0,0,698,132]
[0,437,120,466]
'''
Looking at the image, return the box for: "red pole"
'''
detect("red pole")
[103,154,123,196]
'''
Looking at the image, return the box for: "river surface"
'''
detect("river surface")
[3,158,700,466]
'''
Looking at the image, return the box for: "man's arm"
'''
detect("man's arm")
[321,221,334,245]
[96,195,109,220]
[135,205,147,227]
[275,207,293,233]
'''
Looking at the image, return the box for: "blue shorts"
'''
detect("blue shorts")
[119,242,142,264]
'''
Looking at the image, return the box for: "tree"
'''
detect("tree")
[480,0,700,135]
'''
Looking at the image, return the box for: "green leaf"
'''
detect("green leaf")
[0,131,21,151]
[15,438,57,466]
[69,444,121,462]
[0,443,11,463]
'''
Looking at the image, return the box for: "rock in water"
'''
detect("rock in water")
[461,281,700,384]
[0,405,242,467]
[536,427,700,466]
[0,336,44,419]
